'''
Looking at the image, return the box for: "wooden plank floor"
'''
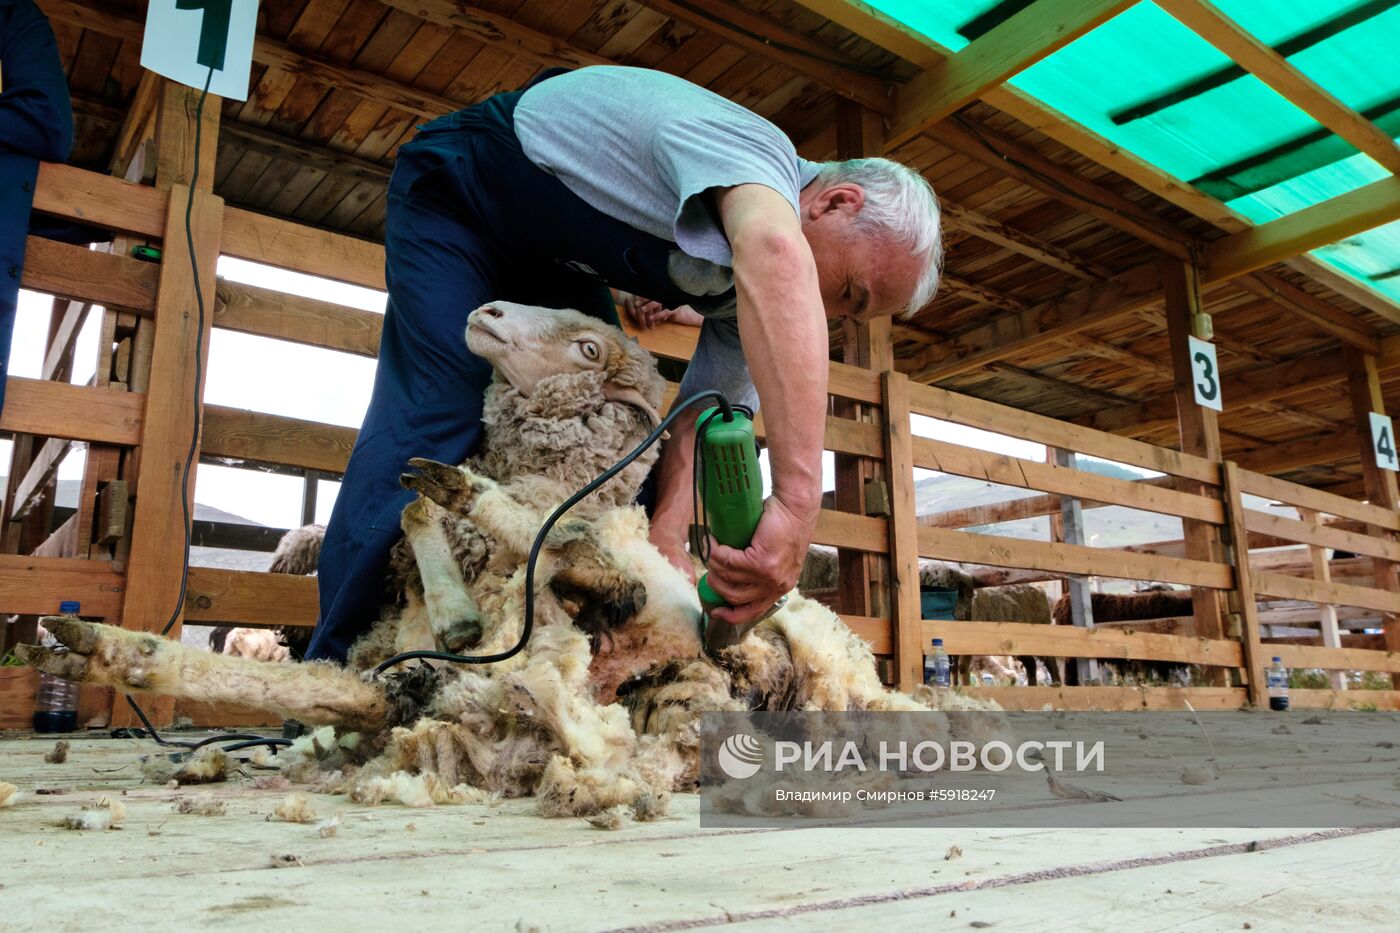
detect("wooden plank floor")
[1,734,1397,931]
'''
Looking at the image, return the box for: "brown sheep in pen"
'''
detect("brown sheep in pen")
[966,584,1057,686]
[22,303,1002,821]
[269,523,324,660]
[1053,588,1197,685]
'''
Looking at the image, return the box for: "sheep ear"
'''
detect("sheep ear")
[604,384,666,436]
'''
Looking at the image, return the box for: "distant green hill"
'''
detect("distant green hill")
[1073,457,1155,482]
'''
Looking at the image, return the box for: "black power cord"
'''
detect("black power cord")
[372,389,736,677]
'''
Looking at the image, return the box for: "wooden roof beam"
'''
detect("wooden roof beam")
[108,70,160,180]
[626,0,893,115]
[1236,430,1357,474]
[377,0,612,71]
[940,200,1112,280]
[888,0,1135,149]
[1204,175,1400,282]
[1156,0,1400,176]
[1235,271,1381,354]
[790,0,1400,326]
[933,117,1197,261]
[219,123,392,185]
[908,260,1165,381]
[1075,336,1400,436]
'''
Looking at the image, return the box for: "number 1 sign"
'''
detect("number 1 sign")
[1370,412,1398,472]
[1188,336,1222,412]
[140,0,257,101]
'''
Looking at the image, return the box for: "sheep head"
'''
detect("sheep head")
[467,302,665,429]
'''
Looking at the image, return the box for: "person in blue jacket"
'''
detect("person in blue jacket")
[0,0,76,413]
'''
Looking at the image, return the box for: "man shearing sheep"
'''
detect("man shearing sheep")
[308,65,942,663]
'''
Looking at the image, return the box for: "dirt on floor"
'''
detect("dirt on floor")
[1,728,1399,931]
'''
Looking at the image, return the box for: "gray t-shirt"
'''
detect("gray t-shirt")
[515,67,821,411]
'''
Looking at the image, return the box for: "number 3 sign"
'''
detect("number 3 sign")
[1370,412,1398,472]
[1188,336,1222,412]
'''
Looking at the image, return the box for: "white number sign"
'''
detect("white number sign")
[141,0,257,102]
[1188,336,1222,411]
[1370,412,1398,472]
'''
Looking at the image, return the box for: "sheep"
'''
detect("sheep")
[21,302,1003,820]
[269,523,324,660]
[966,584,1057,686]
[206,525,323,660]
[1053,588,1197,685]
[221,627,291,662]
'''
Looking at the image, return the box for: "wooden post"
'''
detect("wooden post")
[1221,462,1268,706]
[155,79,220,190]
[110,186,223,729]
[882,371,924,690]
[1343,345,1400,686]
[301,470,321,528]
[1298,506,1346,690]
[1053,448,1098,685]
[836,316,893,619]
[833,100,895,632]
[1163,256,1229,677]
[109,80,223,728]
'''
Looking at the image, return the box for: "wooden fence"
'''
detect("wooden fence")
[3,153,1400,728]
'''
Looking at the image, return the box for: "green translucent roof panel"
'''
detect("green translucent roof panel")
[864,0,1400,305]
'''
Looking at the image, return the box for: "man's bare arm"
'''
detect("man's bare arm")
[705,184,827,621]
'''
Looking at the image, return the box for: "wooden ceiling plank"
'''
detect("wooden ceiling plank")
[934,116,1196,261]
[378,0,612,69]
[887,0,1134,149]
[1236,271,1381,354]
[632,0,893,114]
[1157,0,1400,175]
[41,0,464,120]
[940,200,1112,280]
[909,260,1165,381]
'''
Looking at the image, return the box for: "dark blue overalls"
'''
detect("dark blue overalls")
[308,72,734,662]
[0,0,76,414]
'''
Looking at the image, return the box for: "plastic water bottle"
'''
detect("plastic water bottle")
[924,638,951,688]
[1266,657,1289,712]
[33,601,80,733]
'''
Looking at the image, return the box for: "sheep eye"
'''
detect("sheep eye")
[579,340,600,361]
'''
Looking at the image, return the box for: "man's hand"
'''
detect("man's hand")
[703,497,814,626]
[622,293,705,330]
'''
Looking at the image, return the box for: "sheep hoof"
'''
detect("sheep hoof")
[439,616,484,653]
[14,643,90,682]
[43,615,104,654]
[401,459,481,513]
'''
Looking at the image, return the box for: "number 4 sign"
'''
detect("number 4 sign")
[1370,412,1398,472]
[1188,336,1222,412]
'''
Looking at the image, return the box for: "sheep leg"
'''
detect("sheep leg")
[400,458,492,515]
[18,617,389,730]
[401,498,484,651]
[400,460,541,561]
[1019,655,1038,686]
